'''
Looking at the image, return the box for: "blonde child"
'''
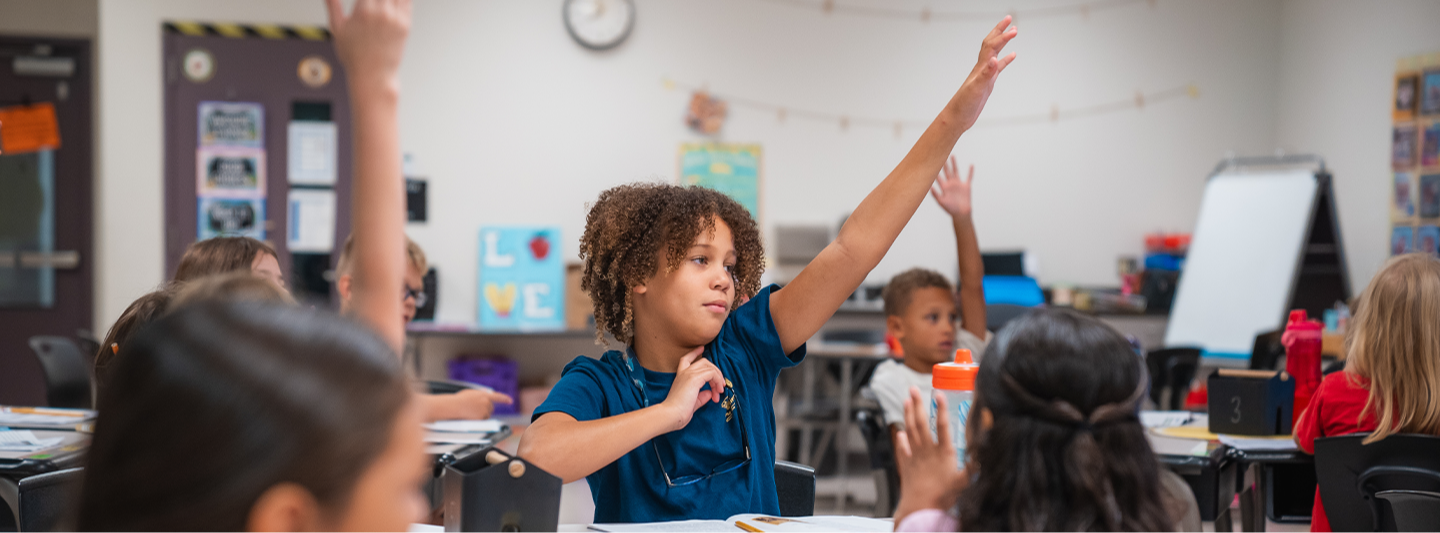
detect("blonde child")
[1295,253,1440,532]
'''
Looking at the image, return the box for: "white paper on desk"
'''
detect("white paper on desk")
[1218,434,1299,451]
[424,419,503,433]
[0,430,65,452]
[423,433,496,445]
[1140,411,1194,429]
[589,521,733,533]
[287,189,336,253]
[0,407,96,426]
[287,121,337,185]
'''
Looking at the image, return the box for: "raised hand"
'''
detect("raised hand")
[930,155,974,219]
[893,386,969,523]
[326,0,411,86]
[949,16,1018,132]
[661,347,726,431]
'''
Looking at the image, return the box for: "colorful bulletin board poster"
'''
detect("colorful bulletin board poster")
[198,196,265,240]
[198,102,264,147]
[1392,52,1440,256]
[197,146,265,196]
[477,227,564,331]
[679,143,761,221]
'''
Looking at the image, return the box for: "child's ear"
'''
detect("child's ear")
[886,315,904,338]
[633,282,647,295]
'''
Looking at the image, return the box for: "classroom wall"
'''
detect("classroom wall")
[0,0,97,38]
[93,0,330,328]
[1274,0,1440,292]
[85,0,1427,328]
[399,0,1284,324]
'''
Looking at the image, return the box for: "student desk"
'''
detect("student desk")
[1150,431,1238,524]
[1228,447,1313,532]
[424,425,513,513]
[0,428,90,527]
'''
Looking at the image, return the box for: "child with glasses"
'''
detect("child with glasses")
[516,17,1018,523]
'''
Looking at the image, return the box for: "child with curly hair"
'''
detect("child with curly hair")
[517,17,1018,523]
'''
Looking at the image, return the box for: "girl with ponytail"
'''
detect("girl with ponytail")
[892,308,1200,532]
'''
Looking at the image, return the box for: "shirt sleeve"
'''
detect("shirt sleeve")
[957,329,992,363]
[868,365,909,430]
[531,357,607,423]
[896,509,958,532]
[725,284,807,376]
[1294,374,1328,454]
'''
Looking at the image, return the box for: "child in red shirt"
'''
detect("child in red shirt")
[1294,253,1440,532]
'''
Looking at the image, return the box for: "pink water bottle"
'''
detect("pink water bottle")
[1282,310,1323,426]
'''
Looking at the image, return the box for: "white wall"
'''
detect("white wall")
[1275,0,1440,291]
[0,0,96,38]
[401,0,1285,324]
[93,0,329,327]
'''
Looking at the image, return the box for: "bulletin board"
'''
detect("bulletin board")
[678,143,763,223]
[162,22,352,301]
[1391,51,1440,255]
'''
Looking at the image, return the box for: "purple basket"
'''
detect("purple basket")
[447,356,519,415]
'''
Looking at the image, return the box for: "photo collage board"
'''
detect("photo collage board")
[1392,52,1440,256]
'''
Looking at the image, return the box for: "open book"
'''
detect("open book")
[589,514,893,533]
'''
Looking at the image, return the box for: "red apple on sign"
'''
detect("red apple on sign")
[530,233,550,261]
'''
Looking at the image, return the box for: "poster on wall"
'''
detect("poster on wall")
[196,147,265,196]
[1394,173,1415,219]
[198,196,265,240]
[198,101,264,147]
[1394,53,1440,246]
[1422,69,1440,116]
[1393,226,1414,256]
[1419,226,1440,256]
[287,189,335,253]
[477,226,565,331]
[287,121,337,185]
[678,143,762,221]
[1421,174,1440,218]
[1422,121,1440,168]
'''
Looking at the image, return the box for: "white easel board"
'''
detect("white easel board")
[1164,170,1318,362]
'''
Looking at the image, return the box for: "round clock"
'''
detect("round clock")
[563,0,635,51]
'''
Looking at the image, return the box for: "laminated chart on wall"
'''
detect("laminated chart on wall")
[679,143,761,221]
[477,227,564,331]
[196,101,266,240]
[287,121,337,186]
[287,189,335,253]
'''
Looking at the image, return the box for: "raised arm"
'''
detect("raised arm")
[931,158,987,339]
[770,17,1016,352]
[327,0,411,353]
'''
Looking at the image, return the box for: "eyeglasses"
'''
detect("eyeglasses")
[404,286,427,308]
[619,351,751,487]
[651,387,751,487]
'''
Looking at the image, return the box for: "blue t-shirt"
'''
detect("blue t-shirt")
[533,285,806,523]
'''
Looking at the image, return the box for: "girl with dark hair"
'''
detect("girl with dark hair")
[892,308,1200,532]
[76,301,428,531]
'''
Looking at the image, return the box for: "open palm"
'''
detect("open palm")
[930,155,974,218]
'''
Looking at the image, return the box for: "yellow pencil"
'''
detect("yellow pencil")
[734,521,763,533]
[6,407,86,417]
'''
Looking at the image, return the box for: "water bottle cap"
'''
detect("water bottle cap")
[1289,310,1307,324]
[933,362,978,391]
[954,349,973,364]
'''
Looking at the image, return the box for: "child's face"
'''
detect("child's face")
[633,217,737,347]
[890,287,959,367]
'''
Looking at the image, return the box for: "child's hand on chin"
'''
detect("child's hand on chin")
[893,386,970,522]
[661,347,727,431]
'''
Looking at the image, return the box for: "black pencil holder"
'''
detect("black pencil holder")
[441,446,561,532]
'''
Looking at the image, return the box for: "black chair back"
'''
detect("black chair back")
[1314,434,1440,532]
[1374,490,1440,532]
[985,303,1032,332]
[27,337,92,409]
[1145,347,1200,410]
[774,460,815,517]
[854,406,898,517]
[1249,329,1284,371]
[17,467,83,532]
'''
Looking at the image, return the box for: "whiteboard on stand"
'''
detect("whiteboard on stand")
[1164,170,1318,364]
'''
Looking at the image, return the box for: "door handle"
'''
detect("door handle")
[0,250,81,270]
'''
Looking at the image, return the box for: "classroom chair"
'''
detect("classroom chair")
[985,303,1033,332]
[1314,434,1440,532]
[1249,330,1284,371]
[425,378,486,395]
[1374,490,1440,532]
[774,460,816,517]
[27,337,92,409]
[1145,347,1199,411]
[16,467,83,532]
[854,404,899,517]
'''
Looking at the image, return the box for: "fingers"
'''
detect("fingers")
[987,15,1012,38]
[930,183,944,201]
[489,391,515,405]
[933,392,952,445]
[325,0,345,32]
[903,387,927,450]
[947,155,958,179]
[966,164,975,185]
[677,346,705,370]
[996,52,1017,75]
